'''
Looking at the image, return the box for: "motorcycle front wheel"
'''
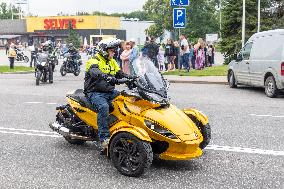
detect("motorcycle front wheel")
[74,67,80,76]
[109,132,153,177]
[36,71,41,86]
[60,65,67,76]
[48,65,53,83]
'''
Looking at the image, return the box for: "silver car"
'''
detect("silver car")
[228,29,284,97]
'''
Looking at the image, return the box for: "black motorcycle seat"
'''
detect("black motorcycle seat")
[67,89,98,112]
[67,89,115,113]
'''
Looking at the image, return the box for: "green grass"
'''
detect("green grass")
[0,66,34,73]
[163,65,227,76]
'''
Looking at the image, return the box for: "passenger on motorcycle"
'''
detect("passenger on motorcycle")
[84,38,133,151]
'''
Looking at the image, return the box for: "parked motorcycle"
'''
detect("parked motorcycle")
[49,57,211,177]
[35,52,54,86]
[15,48,29,63]
[60,53,82,76]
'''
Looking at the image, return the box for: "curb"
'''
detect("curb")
[168,80,228,85]
[0,71,34,74]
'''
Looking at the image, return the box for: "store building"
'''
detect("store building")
[0,15,161,47]
[0,15,126,46]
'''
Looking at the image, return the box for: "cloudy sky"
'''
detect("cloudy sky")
[1,0,148,16]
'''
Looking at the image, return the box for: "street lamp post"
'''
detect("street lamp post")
[219,0,222,39]
[258,0,260,33]
[99,0,102,36]
[242,0,246,47]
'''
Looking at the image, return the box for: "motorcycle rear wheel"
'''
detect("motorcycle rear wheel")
[24,56,29,63]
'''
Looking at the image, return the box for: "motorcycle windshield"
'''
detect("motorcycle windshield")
[132,57,168,102]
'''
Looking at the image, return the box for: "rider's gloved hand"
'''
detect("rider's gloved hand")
[116,78,129,85]
[106,76,117,85]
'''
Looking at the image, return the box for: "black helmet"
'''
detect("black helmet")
[98,38,121,59]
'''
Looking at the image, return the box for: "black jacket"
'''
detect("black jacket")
[84,62,128,94]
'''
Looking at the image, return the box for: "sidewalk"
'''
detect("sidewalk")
[164,75,227,85]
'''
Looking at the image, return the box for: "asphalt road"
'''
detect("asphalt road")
[0,69,283,188]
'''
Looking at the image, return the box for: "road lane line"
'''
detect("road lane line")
[46,103,57,105]
[24,102,44,104]
[0,130,61,138]
[206,145,284,156]
[249,114,284,118]
[0,127,59,134]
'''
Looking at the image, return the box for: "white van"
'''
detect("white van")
[228,29,284,97]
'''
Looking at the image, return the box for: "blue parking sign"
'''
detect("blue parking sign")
[170,0,190,6]
[173,8,186,28]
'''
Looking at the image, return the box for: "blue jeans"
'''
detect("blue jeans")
[87,90,120,141]
[180,53,190,71]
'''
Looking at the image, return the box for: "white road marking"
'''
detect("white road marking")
[0,130,61,138]
[206,145,284,156]
[0,127,59,134]
[24,102,43,104]
[250,114,284,118]
[0,127,283,157]
[24,102,58,105]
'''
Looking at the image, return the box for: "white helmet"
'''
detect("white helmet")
[98,38,121,58]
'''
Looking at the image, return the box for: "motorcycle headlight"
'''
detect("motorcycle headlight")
[144,120,177,139]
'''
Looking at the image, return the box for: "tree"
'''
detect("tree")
[66,22,81,48]
[145,24,164,39]
[0,2,19,19]
[220,0,283,64]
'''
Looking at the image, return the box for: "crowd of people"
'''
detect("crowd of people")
[110,34,215,75]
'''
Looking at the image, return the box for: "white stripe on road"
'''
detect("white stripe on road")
[0,130,61,138]
[0,127,59,134]
[24,102,58,105]
[46,103,57,105]
[0,127,283,157]
[24,102,43,104]
[206,145,284,157]
[250,114,284,118]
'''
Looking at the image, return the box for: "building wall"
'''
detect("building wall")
[26,16,121,32]
[0,19,26,34]
[120,20,154,45]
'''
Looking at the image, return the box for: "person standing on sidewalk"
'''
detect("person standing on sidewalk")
[5,43,9,55]
[173,41,180,69]
[30,44,38,68]
[145,37,159,69]
[179,34,190,72]
[129,38,139,75]
[165,39,175,71]
[120,42,132,74]
[8,43,16,69]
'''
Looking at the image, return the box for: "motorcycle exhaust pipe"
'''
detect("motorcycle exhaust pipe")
[49,122,93,141]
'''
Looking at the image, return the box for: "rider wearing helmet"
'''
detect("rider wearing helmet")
[67,43,80,70]
[84,38,133,152]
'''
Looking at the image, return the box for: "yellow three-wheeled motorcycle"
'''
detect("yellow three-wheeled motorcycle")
[49,58,211,177]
